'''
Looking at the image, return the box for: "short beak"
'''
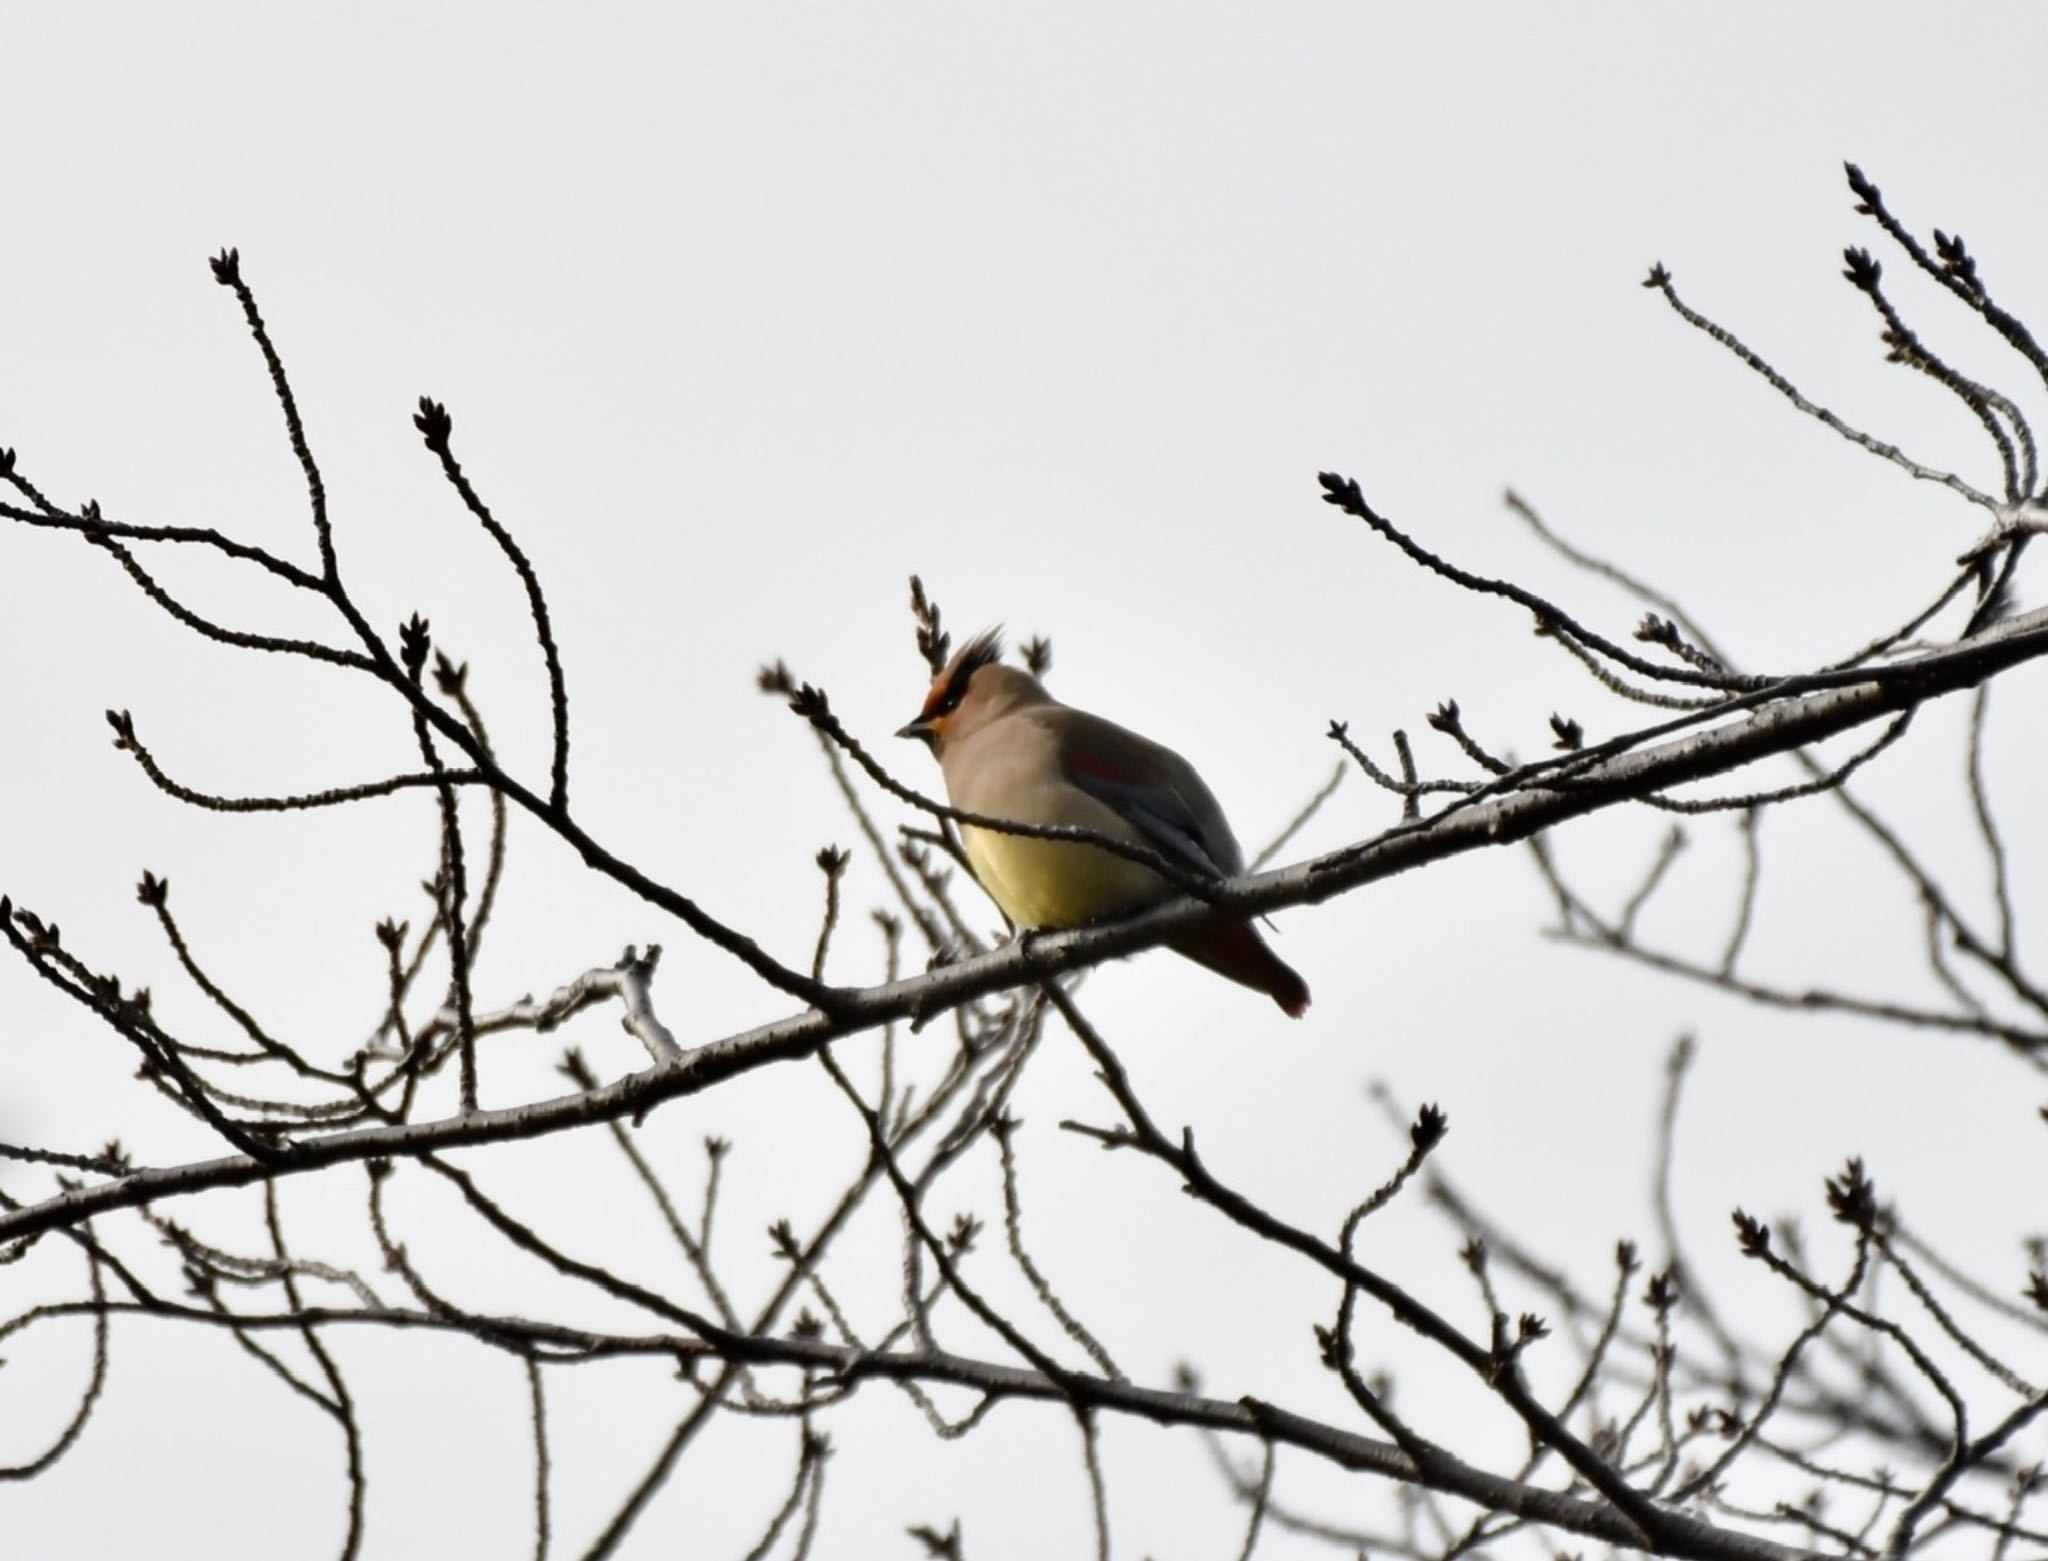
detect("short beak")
[895,718,935,745]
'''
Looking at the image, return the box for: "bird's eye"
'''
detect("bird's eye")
[933,670,972,716]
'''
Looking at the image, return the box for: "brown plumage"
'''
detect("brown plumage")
[897,630,1309,1017]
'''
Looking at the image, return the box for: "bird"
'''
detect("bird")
[896,628,1309,1016]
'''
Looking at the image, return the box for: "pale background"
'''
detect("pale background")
[1,4,2043,1557]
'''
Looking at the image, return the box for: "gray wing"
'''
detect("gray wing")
[1045,709,1245,880]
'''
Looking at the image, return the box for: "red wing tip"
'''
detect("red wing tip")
[1065,751,1139,784]
[1278,985,1311,1019]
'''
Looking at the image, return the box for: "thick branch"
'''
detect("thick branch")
[5,603,2043,1244]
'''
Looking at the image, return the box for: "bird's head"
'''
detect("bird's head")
[896,627,1045,755]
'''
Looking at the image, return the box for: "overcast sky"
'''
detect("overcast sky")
[3,5,2045,1557]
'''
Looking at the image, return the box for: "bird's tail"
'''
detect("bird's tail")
[1171,917,1311,1018]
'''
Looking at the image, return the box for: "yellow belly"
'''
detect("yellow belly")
[962,824,1165,930]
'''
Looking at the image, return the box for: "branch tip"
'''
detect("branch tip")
[1823,1157,1879,1230]
[412,396,452,454]
[1732,1208,1772,1257]
[1411,1103,1448,1153]
[398,614,431,682]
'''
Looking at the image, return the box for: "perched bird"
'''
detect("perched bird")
[896,629,1309,1016]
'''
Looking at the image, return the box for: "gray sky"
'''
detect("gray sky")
[3,5,2044,1556]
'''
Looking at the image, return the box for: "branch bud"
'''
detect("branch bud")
[1410,1103,1447,1154]
[1824,1157,1878,1231]
[1732,1208,1772,1257]
[413,396,453,454]
[399,614,432,682]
